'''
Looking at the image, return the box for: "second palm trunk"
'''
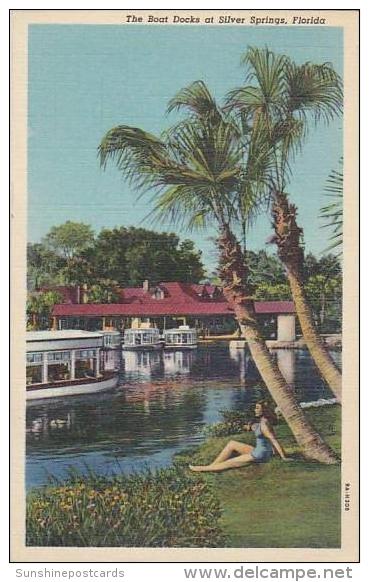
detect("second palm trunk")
[272,192,342,403]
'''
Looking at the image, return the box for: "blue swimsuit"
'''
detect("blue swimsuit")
[251,422,274,463]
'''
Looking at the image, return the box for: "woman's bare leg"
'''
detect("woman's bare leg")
[210,440,254,465]
[189,441,254,472]
[190,453,255,472]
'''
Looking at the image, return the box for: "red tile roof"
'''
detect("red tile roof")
[52,281,295,318]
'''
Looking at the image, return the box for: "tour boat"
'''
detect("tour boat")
[163,326,198,348]
[123,327,162,350]
[26,330,119,400]
[102,330,121,349]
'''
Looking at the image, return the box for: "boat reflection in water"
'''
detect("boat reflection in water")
[103,348,121,373]
[163,350,196,375]
[122,349,162,379]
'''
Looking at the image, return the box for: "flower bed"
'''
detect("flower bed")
[26,466,224,547]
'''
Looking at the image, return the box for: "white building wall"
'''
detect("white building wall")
[277,315,296,342]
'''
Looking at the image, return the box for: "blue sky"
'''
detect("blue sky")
[28,24,343,272]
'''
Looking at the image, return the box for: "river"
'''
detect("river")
[26,343,341,490]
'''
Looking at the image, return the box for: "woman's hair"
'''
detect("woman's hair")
[256,400,278,426]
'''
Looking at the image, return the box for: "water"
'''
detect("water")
[26,344,341,490]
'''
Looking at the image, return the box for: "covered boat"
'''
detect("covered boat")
[26,330,119,400]
[163,325,198,348]
[123,326,162,350]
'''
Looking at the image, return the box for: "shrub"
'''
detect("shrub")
[26,466,225,547]
[203,409,250,437]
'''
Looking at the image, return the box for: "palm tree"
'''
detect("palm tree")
[99,81,337,463]
[227,48,342,402]
[320,158,343,255]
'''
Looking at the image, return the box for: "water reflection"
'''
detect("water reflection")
[163,350,195,375]
[26,344,341,490]
[103,349,121,372]
[123,350,162,379]
[273,349,296,386]
[229,347,259,384]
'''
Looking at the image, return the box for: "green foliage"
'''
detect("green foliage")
[29,224,206,289]
[242,249,342,333]
[253,282,292,301]
[320,158,343,255]
[43,221,95,260]
[86,280,121,304]
[99,80,272,237]
[27,243,65,290]
[27,290,63,330]
[245,250,286,288]
[203,409,250,437]
[87,227,205,286]
[227,47,342,194]
[26,467,225,547]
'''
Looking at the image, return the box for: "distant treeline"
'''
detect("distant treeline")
[27,221,206,290]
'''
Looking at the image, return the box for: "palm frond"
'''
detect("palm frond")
[167,80,221,122]
[240,47,288,116]
[285,62,343,124]
[100,80,277,237]
[224,86,265,118]
[320,158,343,254]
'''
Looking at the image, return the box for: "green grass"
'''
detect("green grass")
[175,406,341,548]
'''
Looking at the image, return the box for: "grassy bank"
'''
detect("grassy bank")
[176,405,341,548]
[27,405,341,548]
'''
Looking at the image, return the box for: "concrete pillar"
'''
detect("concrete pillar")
[277,315,296,342]
[42,353,48,384]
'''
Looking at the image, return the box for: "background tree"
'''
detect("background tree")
[86,279,121,304]
[28,225,206,289]
[98,80,337,463]
[43,221,95,261]
[85,227,205,286]
[27,290,63,330]
[304,254,342,333]
[27,243,64,290]
[43,221,95,284]
[245,250,286,288]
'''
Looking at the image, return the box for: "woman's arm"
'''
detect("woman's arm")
[261,419,289,460]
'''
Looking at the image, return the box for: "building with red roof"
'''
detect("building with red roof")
[51,280,296,341]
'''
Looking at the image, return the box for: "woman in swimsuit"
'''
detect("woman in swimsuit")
[189,400,289,472]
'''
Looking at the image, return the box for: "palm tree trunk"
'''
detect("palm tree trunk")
[287,269,342,401]
[272,192,342,403]
[218,225,338,464]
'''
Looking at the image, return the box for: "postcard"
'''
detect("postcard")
[10,9,359,562]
